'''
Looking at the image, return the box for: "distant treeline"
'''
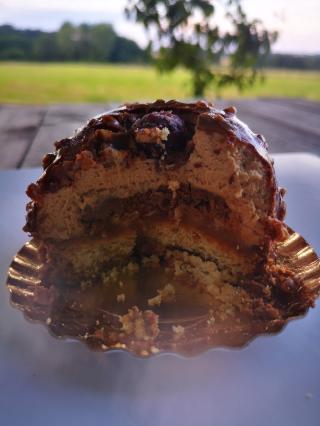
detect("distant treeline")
[261,53,320,70]
[0,23,149,63]
[0,23,319,70]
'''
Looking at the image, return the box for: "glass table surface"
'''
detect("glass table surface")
[0,153,319,426]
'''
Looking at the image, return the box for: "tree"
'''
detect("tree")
[56,22,76,60]
[125,0,277,96]
[0,24,42,60]
[33,33,58,61]
[0,23,151,64]
[89,24,117,62]
[110,36,150,63]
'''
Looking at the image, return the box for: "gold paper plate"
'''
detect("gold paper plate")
[6,228,320,357]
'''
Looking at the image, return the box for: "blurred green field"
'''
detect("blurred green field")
[0,62,319,103]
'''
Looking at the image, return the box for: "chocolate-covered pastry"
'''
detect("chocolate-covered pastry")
[23,100,313,335]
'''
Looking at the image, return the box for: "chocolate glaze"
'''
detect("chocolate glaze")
[24,99,285,234]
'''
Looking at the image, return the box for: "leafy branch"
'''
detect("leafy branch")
[125,0,277,96]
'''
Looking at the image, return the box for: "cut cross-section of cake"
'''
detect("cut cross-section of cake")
[24,100,312,329]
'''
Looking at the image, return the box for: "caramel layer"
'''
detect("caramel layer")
[81,183,229,226]
[78,184,267,256]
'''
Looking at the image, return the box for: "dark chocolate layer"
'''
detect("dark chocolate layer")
[81,184,230,234]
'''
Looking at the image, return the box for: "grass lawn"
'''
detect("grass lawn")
[0,62,319,103]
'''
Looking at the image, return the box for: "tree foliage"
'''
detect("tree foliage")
[125,0,278,96]
[0,23,149,63]
[259,53,320,71]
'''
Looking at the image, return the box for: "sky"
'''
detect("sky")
[0,0,319,54]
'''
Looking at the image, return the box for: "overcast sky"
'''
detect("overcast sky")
[0,0,319,54]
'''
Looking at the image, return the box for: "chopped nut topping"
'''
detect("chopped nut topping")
[134,127,166,147]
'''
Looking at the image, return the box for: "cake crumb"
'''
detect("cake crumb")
[126,262,139,274]
[120,306,159,341]
[172,324,185,337]
[151,346,160,354]
[101,344,108,350]
[226,307,235,316]
[148,283,175,306]
[207,314,216,326]
[46,317,52,325]
[100,267,119,285]
[117,293,126,303]
[80,280,91,290]
[168,180,180,191]
[101,273,110,285]
[114,342,127,349]
[168,180,180,199]
[109,267,119,282]
[219,305,236,321]
[148,294,162,307]
[234,187,243,198]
